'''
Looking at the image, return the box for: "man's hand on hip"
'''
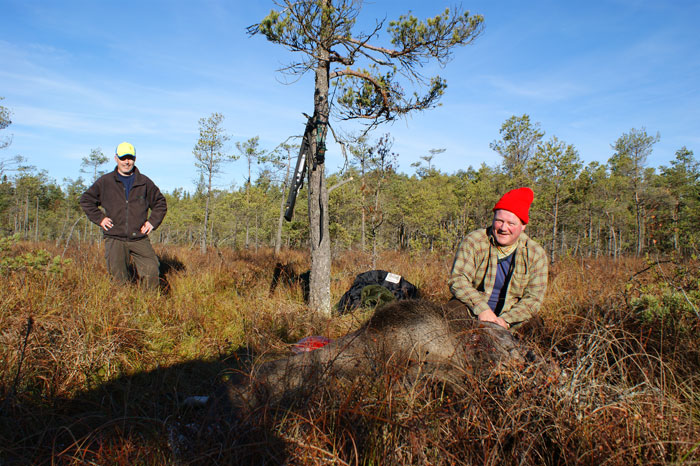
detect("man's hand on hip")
[100,217,113,231]
[140,221,154,235]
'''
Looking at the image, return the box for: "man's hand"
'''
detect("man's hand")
[100,217,113,231]
[140,221,154,235]
[477,309,510,330]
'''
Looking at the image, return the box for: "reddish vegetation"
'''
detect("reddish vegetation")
[1,241,699,465]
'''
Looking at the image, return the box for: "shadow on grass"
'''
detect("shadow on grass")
[0,346,287,465]
[119,251,185,294]
[269,261,310,303]
[158,252,186,294]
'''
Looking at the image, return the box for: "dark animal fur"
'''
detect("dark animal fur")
[222,299,533,410]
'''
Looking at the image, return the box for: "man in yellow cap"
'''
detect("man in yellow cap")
[80,142,167,289]
[447,187,548,330]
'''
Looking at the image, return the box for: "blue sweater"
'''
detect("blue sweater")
[487,252,515,315]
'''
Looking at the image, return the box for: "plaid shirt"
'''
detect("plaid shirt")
[449,227,548,327]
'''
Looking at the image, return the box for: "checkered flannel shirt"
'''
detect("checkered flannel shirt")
[449,227,548,327]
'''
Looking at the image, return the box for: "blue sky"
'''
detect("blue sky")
[1,0,699,193]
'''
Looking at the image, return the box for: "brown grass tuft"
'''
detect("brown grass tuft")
[1,241,698,464]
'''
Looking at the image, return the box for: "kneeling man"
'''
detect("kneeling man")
[448,187,548,330]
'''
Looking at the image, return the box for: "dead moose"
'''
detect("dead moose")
[217,299,541,411]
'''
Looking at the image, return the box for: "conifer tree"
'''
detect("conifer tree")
[0,97,12,150]
[490,114,543,183]
[193,112,234,253]
[249,0,484,315]
[80,148,108,183]
[610,128,659,256]
[531,136,582,262]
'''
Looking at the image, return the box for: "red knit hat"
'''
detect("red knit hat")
[493,187,534,224]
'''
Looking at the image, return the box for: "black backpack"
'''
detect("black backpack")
[336,270,419,314]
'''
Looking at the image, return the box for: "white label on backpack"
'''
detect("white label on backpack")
[385,273,401,284]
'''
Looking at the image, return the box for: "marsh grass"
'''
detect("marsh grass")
[0,240,698,465]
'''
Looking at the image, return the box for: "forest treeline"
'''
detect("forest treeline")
[1,113,698,261]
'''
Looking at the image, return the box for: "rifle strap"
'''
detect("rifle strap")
[314,115,327,165]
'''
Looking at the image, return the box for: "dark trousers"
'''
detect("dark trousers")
[104,237,160,289]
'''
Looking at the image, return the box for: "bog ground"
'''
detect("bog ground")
[1,240,699,465]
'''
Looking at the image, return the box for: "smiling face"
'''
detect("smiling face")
[492,209,526,246]
[114,155,135,176]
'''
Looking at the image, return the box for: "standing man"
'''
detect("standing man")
[80,142,167,289]
[448,187,548,330]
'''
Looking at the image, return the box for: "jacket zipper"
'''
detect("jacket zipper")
[123,182,129,239]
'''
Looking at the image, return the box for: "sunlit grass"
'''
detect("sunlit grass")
[1,239,698,465]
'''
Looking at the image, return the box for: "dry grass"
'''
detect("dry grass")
[1,240,699,465]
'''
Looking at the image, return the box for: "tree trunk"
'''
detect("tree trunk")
[588,214,593,257]
[560,229,566,258]
[202,194,209,254]
[57,205,69,247]
[24,194,29,239]
[361,169,366,251]
[307,30,332,316]
[371,184,382,268]
[82,205,88,243]
[608,221,616,259]
[13,197,18,234]
[618,229,624,258]
[255,213,259,252]
[275,188,286,256]
[550,188,559,264]
[635,190,643,256]
[274,156,291,256]
[672,201,679,252]
[361,203,366,251]
[210,215,215,247]
[34,196,39,242]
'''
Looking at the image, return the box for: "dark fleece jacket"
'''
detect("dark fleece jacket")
[80,166,167,241]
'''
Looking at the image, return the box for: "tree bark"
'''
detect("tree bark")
[24,194,29,239]
[34,196,39,242]
[274,151,292,256]
[307,20,332,316]
[275,188,286,256]
[202,173,211,254]
[672,201,679,252]
[635,190,643,256]
[550,187,559,264]
[245,216,250,249]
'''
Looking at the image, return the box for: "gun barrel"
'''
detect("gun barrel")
[284,151,306,221]
[283,115,315,222]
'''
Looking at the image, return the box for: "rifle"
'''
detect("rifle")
[284,115,316,221]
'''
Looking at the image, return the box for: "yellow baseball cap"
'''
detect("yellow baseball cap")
[116,142,136,159]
